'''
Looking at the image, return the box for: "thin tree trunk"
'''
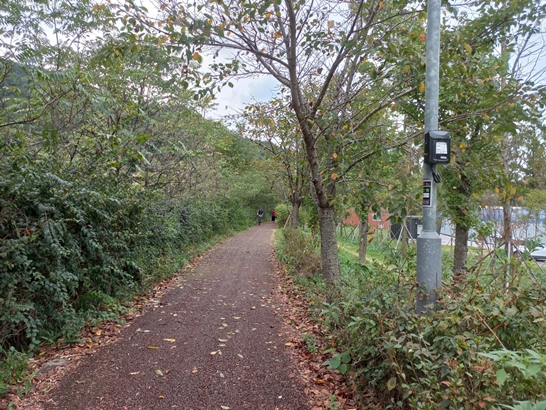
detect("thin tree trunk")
[358,218,369,262]
[290,201,300,229]
[453,223,469,277]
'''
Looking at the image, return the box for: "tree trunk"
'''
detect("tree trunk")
[503,199,515,278]
[290,201,300,229]
[358,218,369,262]
[453,223,469,277]
[318,205,341,284]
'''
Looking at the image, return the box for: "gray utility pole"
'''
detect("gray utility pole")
[416,0,443,313]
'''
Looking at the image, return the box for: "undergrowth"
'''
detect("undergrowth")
[276,227,546,409]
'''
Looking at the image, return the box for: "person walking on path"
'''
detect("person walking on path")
[257,207,264,225]
[39,224,310,410]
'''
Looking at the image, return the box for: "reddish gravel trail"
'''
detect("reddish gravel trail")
[41,222,310,410]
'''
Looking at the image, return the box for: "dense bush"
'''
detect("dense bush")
[273,203,290,227]
[276,227,546,409]
[0,162,252,353]
[276,228,322,277]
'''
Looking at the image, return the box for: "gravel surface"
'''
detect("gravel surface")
[41,223,311,410]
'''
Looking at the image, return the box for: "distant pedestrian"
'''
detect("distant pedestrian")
[271,210,276,222]
[257,208,264,225]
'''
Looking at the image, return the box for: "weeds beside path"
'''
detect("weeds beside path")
[11,223,317,410]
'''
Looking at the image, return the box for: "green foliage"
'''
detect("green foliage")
[274,203,290,227]
[0,3,274,393]
[302,332,318,355]
[277,228,546,408]
[329,264,546,408]
[276,228,321,277]
[323,351,351,375]
[0,347,28,395]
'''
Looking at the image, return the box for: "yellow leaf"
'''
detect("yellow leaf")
[285,342,293,346]
[404,65,410,71]
[331,173,338,180]
[192,51,200,60]
[328,20,334,29]
[368,237,374,243]
[95,329,102,336]
[265,12,271,18]
[158,395,165,399]
[379,1,384,8]
[163,338,176,343]
[274,32,282,39]
[333,152,338,158]
[210,351,218,355]
[155,369,164,376]
[464,43,472,54]
[387,377,397,391]
[419,82,425,93]
[147,345,159,349]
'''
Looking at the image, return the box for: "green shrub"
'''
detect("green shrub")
[0,347,28,395]
[276,228,546,409]
[274,203,290,227]
[320,262,546,409]
[276,228,321,277]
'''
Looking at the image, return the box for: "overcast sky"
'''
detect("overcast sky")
[204,75,279,122]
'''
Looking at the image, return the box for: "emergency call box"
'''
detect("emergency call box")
[424,130,451,165]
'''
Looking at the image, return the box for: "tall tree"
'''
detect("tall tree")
[121,0,424,282]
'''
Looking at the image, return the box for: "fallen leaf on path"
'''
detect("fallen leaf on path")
[155,369,164,376]
[129,372,140,375]
[285,342,293,346]
[163,338,176,342]
[147,345,159,349]
[158,395,165,399]
[220,406,231,410]
[210,351,218,355]
[218,338,228,342]
[233,317,241,320]
[192,367,198,374]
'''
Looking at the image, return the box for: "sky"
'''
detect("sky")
[200,12,546,125]
[204,75,280,122]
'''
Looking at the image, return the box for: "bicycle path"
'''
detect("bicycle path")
[39,223,310,410]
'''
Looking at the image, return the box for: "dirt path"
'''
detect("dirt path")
[38,223,311,410]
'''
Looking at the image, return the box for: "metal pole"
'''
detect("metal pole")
[416,0,442,313]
